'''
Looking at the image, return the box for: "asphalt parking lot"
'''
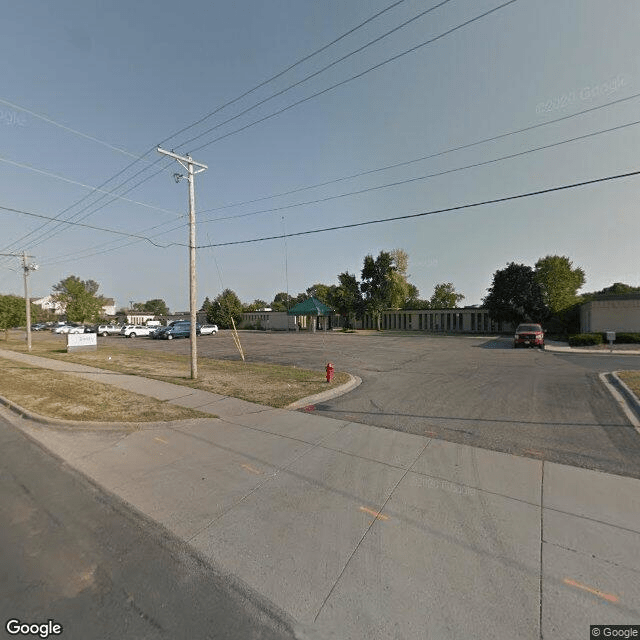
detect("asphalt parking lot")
[106,330,640,478]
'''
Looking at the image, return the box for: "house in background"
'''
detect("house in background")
[32,295,117,318]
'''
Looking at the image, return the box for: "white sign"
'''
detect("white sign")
[606,331,616,342]
[67,332,97,350]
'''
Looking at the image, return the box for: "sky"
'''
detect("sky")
[1,0,639,313]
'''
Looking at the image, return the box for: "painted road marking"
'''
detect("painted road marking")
[359,506,389,521]
[154,437,168,444]
[563,578,619,603]
[425,430,438,437]
[523,449,544,457]
[241,463,262,475]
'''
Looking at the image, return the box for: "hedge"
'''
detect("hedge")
[568,333,603,346]
[610,333,640,344]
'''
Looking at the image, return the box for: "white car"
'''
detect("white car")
[199,324,218,335]
[67,325,86,334]
[120,324,155,338]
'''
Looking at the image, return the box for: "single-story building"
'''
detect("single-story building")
[240,305,514,333]
[32,295,116,318]
[580,295,640,333]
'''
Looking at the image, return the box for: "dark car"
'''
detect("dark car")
[160,321,201,340]
[514,323,545,349]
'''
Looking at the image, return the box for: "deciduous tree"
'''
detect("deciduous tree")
[205,289,243,328]
[484,263,547,325]
[430,282,465,309]
[52,276,105,323]
[534,255,585,315]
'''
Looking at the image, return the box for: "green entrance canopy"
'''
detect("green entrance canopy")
[287,297,333,316]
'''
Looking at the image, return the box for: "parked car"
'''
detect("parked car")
[32,323,48,331]
[52,324,72,334]
[120,324,155,338]
[160,321,201,340]
[513,323,545,349]
[199,324,218,335]
[150,326,168,339]
[97,324,122,337]
[67,325,86,334]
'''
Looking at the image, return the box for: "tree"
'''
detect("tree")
[0,294,27,338]
[430,282,465,309]
[205,289,244,328]
[243,299,269,312]
[52,276,105,323]
[534,256,585,316]
[483,263,547,325]
[360,251,395,330]
[388,249,415,309]
[333,272,363,328]
[305,284,336,306]
[270,292,295,311]
[142,298,169,316]
[593,282,640,296]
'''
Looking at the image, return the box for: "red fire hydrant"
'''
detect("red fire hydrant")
[326,362,334,383]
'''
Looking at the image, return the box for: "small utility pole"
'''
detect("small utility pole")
[157,147,208,379]
[1,252,37,351]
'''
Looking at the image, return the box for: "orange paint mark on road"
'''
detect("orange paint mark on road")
[241,463,262,475]
[424,430,438,437]
[359,506,389,521]
[154,437,168,444]
[523,449,544,457]
[563,578,619,603]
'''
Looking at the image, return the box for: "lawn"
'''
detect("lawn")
[0,330,349,408]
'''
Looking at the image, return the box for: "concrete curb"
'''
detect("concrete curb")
[598,372,640,433]
[285,373,362,411]
[0,392,210,432]
[544,340,640,355]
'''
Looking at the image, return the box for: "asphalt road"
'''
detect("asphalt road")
[0,413,300,640]
[105,331,640,478]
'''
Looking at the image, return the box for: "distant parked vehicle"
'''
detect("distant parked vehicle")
[513,323,545,349]
[97,324,122,337]
[150,326,168,339]
[52,324,72,334]
[160,321,201,340]
[120,324,155,338]
[199,324,218,335]
[32,323,48,331]
[67,325,86,334]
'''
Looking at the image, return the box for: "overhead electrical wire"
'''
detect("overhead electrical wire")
[27,0,518,256]
[193,169,640,248]
[177,0,455,150]
[198,90,640,214]
[0,0,409,258]
[187,0,520,155]
[35,105,640,266]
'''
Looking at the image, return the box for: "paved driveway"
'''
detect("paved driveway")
[110,331,640,478]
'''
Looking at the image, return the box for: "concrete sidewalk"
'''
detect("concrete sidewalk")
[1,349,639,639]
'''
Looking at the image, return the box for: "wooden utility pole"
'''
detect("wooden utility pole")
[156,147,208,379]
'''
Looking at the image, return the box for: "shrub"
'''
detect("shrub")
[611,333,640,344]
[568,333,603,346]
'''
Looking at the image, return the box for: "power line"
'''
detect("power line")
[34,108,640,267]
[158,0,408,146]
[188,0,520,155]
[198,91,640,214]
[0,204,176,247]
[193,168,640,248]
[0,153,181,217]
[195,117,640,225]
[177,0,454,150]
[0,0,410,258]
[0,97,154,162]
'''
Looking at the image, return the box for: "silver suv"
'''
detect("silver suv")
[97,324,122,337]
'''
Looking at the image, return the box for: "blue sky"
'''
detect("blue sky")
[1,0,639,312]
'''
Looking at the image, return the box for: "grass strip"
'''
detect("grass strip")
[618,371,640,400]
[0,356,205,423]
[1,332,349,408]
